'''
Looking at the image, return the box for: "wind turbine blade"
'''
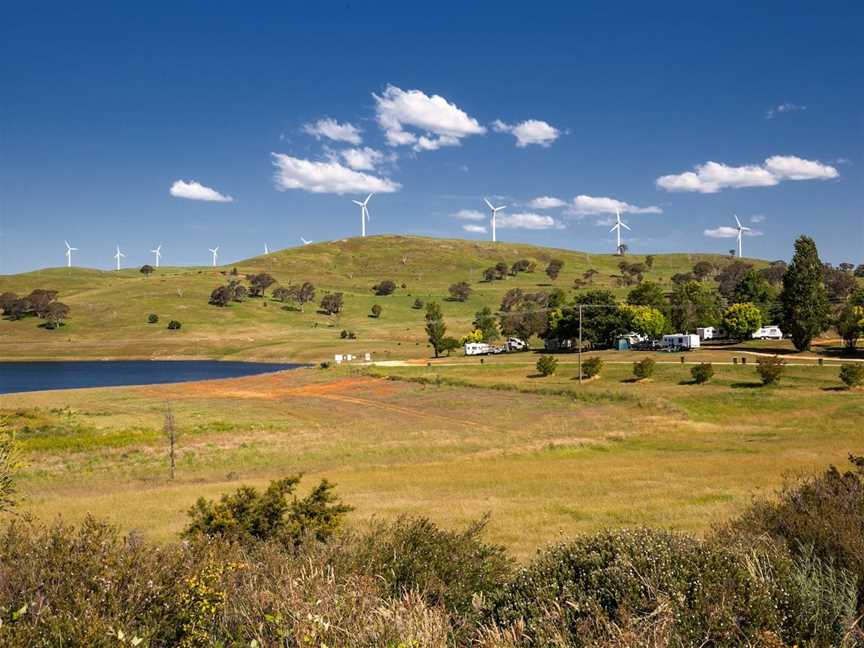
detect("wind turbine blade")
[621,222,632,231]
[734,214,742,228]
[484,198,494,210]
[497,205,506,212]
[352,200,363,206]
[609,225,618,233]
[364,193,373,205]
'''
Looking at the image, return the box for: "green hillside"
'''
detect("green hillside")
[0,236,765,362]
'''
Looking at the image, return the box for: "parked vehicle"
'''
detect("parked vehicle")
[464,342,492,356]
[661,333,700,350]
[507,337,528,351]
[752,325,783,340]
[697,326,727,341]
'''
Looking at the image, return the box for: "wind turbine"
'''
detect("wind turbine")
[113,244,126,271]
[64,240,78,267]
[150,244,162,267]
[351,193,373,237]
[610,208,631,254]
[300,237,312,246]
[264,243,269,255]
[209,246,219,267]
[483,198,506,243]
[734,214,751,258]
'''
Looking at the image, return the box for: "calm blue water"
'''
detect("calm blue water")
[0,361,307,395]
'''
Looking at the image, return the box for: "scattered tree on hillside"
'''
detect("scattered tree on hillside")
[43,302,70,329]
[248,273,276,298]
[167,320,182,330]
[27,289,59,316]
[0,292,17,314]
[373,280,396,296]
[617,261,647,286]
[448,281,472,302]
[494,261,509,280]
[320,292,344,315]
[822,264,857,302]
[425,301,447,358]
[272,286,291,303]
[412,298,424,310]
[759,261,788,286]
[482,267,496,282]
[370,304,382,318]
[230,281,248,302]
[715,261,753,300]
[472,306,500,341]
[545,259,564,281]
[140,264,154,277]
[148,313,159,324]
[511,259,532,275]
[780,235,830,351]
[582,269,599,284]
[722,302,763,340]
[671,272,695,286]
[644,255,655,269]
[209,285,232,307]
[691,261,715,281]
[669,281,722,332]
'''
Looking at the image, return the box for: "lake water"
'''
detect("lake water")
[0,360,307,395]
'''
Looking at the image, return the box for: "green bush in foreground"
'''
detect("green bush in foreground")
[691,362,714,384]
[535,355,557,377]
[581,356,603,379]
[756,355,785,385]
[839,363,864,388]
[632,356,655,380]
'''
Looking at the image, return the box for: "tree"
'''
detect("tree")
[691,362,714,384]
[482,267,496,282]
[622,305,667,339]
[373,280,396,296]
[228,280,247,302]
[499,292,549,341]
[425,301,447,358]
[756,356,785,385]
[671,272,695,285]
[183,475,352,546]
[459,329,484,345]
[836,293,864,351]
[715,261,753,299]
[632,357,655,380]
[822,264,857,302]
[545,259,564,281]
[5,298,32,320]
[370,304,382,318]
[0,292,17,313]
[494,261,509,280]
[448,281,472,302]
[536,355,558,377]
[692,261,715,280]
[473,306,500,341]
[272,286,291,302]
[248,273,276,298]
[549,290,627,348]
[839,364,864,388]
[583,269,599,284]
[627,281,667,312]
[209,285,232,307]
[733,269,776,318]
[669,281,722,332]
[27,289,58,317]
[581,356,603,379]
[148,313,159,324]
[140,264,154,277]
[855,264,864,278]
[644,255,655,269]
[412,298,425,310]
[440,337,461,356]
[511,259,532,274]
[760,261,788,286]
[320,292,344,315]
[722,302,763,340]
[780,235,830,351]
[167,320,182,330]
[291,281,316,312]
[43,302,70,329]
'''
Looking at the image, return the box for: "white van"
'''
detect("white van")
[752,326,783,340]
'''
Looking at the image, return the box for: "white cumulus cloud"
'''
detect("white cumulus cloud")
[373,85,485,151]
[765,103,806,119]
[704,226,763,238]
[169,180,234,203]
[271,153,400,194]
[462,224,487,234]
[657,156,838,193]
[338,147,391,171]
[497,212,562,230]
[451,209,486,221]
[567,195,662,216]
[492,119,560,147]
[527,196,566,209]
[302,118,362,145]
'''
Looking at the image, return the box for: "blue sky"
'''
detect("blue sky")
[2,1,861,273]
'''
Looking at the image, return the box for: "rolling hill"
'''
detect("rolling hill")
[0,236,766,362]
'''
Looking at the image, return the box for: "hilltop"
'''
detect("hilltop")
[0,236,766,362]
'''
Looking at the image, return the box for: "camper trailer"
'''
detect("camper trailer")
[752,325,783,340]
[464,342,492,356]
[697,326,727,341]
[661,334,701,350]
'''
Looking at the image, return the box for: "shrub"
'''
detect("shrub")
[209,285,231,307]
[839,363,864,388]
[167,320,182,330]
[320,292,344,315]
[581,356,603,379]
[412,298,424,310]
[370,304,382,318]
[756,355,785,385]
[319,361,331,369]
[147,313,159,324]
[372,280,396,296]
[535,355,557,377]
[691,362,714,384]
[339,330,356,340]
[183,475,352,547]
[632,357,655,380]
[448,281,472,302]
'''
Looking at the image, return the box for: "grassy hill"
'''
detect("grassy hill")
[0,236,766,362]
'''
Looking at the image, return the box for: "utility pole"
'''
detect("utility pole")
[578,304,583,384]
[164,401,177,480]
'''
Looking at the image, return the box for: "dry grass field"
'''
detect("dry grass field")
[5,355,861,559]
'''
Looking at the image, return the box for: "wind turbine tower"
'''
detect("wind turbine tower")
[734,214,751,258]
[610,208,631,254]
[150,244,162,268]
[64,241,78,268]
[483,198,506,243]
[264,243,269,255]
[351,194,373,237]
[113,244,126,271]
[209,246,219,267]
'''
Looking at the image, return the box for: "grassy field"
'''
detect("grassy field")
[5,354,861,559]
[0,236,768,362]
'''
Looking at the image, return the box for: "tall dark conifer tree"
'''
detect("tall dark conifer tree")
[780,236,830,351]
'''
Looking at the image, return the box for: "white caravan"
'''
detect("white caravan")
[697,326,727,341]
[661,333,701,350]
[752,326,783,340]
[464,342,492,356]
